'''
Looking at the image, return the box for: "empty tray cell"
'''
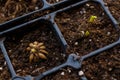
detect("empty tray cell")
[82,45,120,80]
[55,2,119,56]
[4,20,65,78]
[0,50,11,80]
[46,0,63,4]
[0,0,43,23]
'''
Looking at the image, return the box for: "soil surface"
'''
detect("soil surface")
[46,0,62,4]
[55,2,119,80]
[0,0,120,80]
[4,21,65,77]
[55,2,118,55]
[0,0,43,23]
[103,0,120,23]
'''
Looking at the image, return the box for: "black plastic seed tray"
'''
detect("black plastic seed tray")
[0,0,120,80]
[0,0,83,37]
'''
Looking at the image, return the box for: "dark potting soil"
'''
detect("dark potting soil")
[55,2,118,56]
[55,2,119,80]
[82,45,120,80]
[0,50,11,80]
[1,22,65,79]
[46,0,63,4]
[103,0,120,23]
[0,0,43,23]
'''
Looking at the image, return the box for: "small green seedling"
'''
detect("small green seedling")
[89,15,97,23]
[85,31,90,37]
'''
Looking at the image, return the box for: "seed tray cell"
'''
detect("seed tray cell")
[0,0,81,34]
[4,20,66,78]
[55,2,119,55]
[0,0,120,80]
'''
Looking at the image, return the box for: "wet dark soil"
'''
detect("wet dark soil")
[0,50,11,80]
[82,45,120,80]
[0,0,43,23]
[55,2,119,80]
[4,21,65,78]
[55,2,118,56]
[103,0,120,23]
[0,0,120,80]
[46,0,62,4]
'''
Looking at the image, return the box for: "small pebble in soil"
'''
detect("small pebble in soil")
[61,72,65,75]
[107,32,111,36]
[108,62,112,65]
[55,57,59,60]
[16,69,22,72]
[76,52,79,56]
[12,15,15,18]
[56,0,59,2]
[81,31,85,36]
[97,39,99,42]
[20,40,23,42]
[67,69,71,73]
[86,4,90,7]
[74,42,78,46]
[78,70,84,76]
[8,50,12,53]
[108,68,112,71]
[35,6,39,10]
[89,39,92,42]
[80,11,83,14]
[0,67,3,70]
[4,61,6,66]
[104,3,108,6]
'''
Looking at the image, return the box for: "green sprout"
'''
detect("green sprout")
[85,31,90,37]
[89,15,97,23]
